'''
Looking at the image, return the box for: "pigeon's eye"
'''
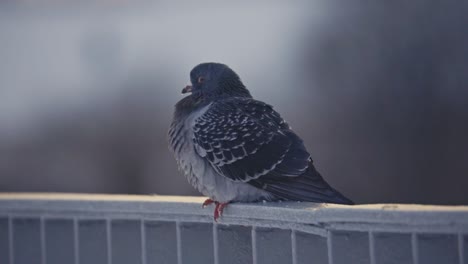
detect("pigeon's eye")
[197,76,205,84]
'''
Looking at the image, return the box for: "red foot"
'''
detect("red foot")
[201,199,230,222]
[213,202,229,222]
[202,198,214,208]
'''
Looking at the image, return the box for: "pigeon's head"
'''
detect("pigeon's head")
[182,63,251,100]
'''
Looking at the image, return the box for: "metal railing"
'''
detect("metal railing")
[0,193,467,264]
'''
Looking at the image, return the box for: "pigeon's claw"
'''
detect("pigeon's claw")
[202,198,214,208]
[213,202,229,222]
[201,199,228,221]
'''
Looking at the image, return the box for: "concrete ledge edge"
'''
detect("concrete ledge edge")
[1,193,467,234]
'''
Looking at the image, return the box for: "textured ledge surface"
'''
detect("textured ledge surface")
[0,193,467,264]
[1,193,467,232]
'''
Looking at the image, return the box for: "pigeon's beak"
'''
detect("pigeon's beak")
[181,85,193,94]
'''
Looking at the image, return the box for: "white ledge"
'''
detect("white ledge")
[1,193,467,236]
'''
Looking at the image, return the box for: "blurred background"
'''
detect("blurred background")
[0,1,467,204]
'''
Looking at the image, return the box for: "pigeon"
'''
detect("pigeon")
[168,63,353,221]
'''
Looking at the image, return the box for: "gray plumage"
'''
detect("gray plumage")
[168,63,353,205]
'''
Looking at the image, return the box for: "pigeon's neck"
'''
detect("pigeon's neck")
[174,95,210,119]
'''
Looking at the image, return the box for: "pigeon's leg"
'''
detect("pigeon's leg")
[213,202,229,222]
[202,198,214,208]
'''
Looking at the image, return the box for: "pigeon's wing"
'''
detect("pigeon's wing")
[249,162,354,204]
[193,97,353,204]
[192,98,310,182]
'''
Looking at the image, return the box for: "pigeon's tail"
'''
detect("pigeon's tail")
[251,162,354,205]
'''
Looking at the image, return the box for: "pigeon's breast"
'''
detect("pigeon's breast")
[168,104,271,202]
[169,104,212,190]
